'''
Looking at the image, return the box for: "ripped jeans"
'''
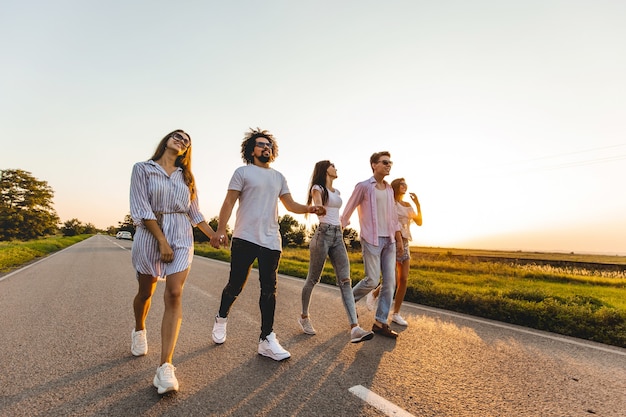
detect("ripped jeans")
[301,223,358,325]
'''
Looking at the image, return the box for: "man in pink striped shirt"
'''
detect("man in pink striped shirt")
[341,151,403,338]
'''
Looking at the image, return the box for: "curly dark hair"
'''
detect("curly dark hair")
[240,128,279,164]
[150,129,196,200]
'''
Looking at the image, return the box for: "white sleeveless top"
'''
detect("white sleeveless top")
[312,184,341,226]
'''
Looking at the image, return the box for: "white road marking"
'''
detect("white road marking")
[349,385,416,417]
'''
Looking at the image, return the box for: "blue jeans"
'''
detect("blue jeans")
[301,224,358,325]
[218,238,281,339]
[352,237,396,324]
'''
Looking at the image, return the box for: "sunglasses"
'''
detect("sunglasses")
[379,160,393,166]
[255,141,273,149]
[171,132,190,147]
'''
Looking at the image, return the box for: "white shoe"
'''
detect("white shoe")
[153,363,179,394]
[212,315,228,344]
[366,291,378,311]
[258,332,291,361]
[131,329,147,356]
[350,326,374,343]
[391,313,408,326]
[298,317,317,335]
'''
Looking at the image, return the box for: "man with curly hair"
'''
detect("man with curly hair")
[210,128,325,360]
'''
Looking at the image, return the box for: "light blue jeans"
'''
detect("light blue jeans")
[352,237,396,324]
[301,223,358,325]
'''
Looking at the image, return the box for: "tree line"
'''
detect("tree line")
[1,169,361,249]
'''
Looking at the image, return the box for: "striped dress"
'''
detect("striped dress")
[129,160,205,278]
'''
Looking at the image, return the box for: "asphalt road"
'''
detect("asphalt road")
[1,235,625,417]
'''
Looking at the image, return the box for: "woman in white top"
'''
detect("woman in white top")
[299,160,374,343]
[367,177,422,326]
[129,129,217,394]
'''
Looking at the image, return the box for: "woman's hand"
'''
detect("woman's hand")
[309,205,326,216]
[158,240,174,263]
[210,233,229,249]
[396,241,404,255]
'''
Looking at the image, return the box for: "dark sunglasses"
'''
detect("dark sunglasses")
[171,132,190,147]
[255,141,273,149]
[379,160,393,166]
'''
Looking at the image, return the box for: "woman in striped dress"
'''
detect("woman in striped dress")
[129,129,217,394]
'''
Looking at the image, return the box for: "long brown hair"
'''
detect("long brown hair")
[307,160,332,206]
[391,177,405,201]
[150,129,197,200]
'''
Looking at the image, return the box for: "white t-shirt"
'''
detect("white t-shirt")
[312,184,341,226]
[229,164,290,251]
[375,187,389,237]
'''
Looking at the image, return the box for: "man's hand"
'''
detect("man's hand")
[210,232,229,249]
[309,205,326,216]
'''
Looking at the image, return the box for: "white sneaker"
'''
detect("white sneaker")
[212,315,227,344]
[258,332,291,361]
[350,326,374,343]
[131,329,147,356]
[366,291,378,311]
[391,313,408,326]
[153,363,179,394]
[298,317,317,335]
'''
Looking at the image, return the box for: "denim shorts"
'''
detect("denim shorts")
[397,238,410,263]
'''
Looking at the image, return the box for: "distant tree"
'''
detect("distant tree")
[343,227,360,251]
[62,218,83,236]
[83,223,97,234]
[118,213,135,236]
[0,169,60,240]
[279,214,306,247]
[61,218,97,236]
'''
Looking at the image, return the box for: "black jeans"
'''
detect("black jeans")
[218,238,282,339]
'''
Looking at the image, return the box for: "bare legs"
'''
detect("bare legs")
[393,259,409,314]
[133,269,189,365]
[134,274,158,331]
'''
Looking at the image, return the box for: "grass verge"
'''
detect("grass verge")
[194,243,626,348]
[0,235,92,273]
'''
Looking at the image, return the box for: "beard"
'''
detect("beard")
[258,154,270,163]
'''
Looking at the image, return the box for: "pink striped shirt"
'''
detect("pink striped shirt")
[340,176,401,246]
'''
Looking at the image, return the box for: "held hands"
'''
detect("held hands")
[210,232,229,249]
[309,205,326,216]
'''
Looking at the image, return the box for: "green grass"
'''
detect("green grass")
[0,235,92,272]
[194,243,626,347]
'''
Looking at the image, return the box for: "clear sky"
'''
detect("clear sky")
[2,1,625,255]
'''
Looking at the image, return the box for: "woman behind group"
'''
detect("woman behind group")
[367,177,422,326]
[299,160,374,343]
[130,129,217,394]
